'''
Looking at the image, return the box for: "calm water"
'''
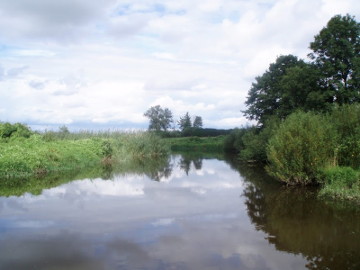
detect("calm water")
[0,153,359,270]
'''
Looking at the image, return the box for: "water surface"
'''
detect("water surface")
[0,153,359,269]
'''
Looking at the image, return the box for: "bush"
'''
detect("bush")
[223,128,246,152]
[319,166,360,201]
[322,166,359,187]
[330,104,360,169]
[266,111,336,185]
[0,122,33,139]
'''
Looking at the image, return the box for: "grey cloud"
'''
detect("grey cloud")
[28,80,46,90]
[7,66,28,78]
[53,89,78,96]
[145,78,200,91]
[0,65,5,81]
[0,65,28,81]
[108,14,150,38]
[0,0,116,42]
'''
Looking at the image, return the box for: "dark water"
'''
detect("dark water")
[0,153,359,270]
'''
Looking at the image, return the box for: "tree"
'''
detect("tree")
[309,14,360,104]
[243,55,304,124]
[144,105,173,132]
[178,112,192,131]
[193,116,203,128]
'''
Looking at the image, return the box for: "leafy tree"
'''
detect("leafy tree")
[144,105,173,132]
[309,14,360,104]
[279,62,333,113]
[178,112,192,131]
[193,116,203,128]
[243,55,305,124]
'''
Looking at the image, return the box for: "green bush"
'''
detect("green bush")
[319,166,360,201]
[0,122,33,139]
[330,104,360,169]
[223,128,246,152]
[322,166,359,188]
[266,111,336,185]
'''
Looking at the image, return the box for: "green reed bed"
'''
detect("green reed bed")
[0,135,107,178]
[0,131,169,179]
[165,136,225,152]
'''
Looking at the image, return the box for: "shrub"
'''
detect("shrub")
[322,166,359,188]
[319,166,360,201]
[0,122,33,139]
[330,104,360,169]
[266,111,336,185]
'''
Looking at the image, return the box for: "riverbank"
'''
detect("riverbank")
[0,129,169,179]
[165,136,225,152]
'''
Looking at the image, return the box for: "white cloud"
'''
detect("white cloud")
[0,0,359,129]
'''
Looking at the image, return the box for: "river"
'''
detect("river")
[0,153,359,269]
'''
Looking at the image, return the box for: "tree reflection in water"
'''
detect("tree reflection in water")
[228,160,360,270]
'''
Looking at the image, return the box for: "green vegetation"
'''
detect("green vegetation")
[266,111,336,185]
[319,167,360,201]
[0,123,169,179]
[166,136,225,152]
[226,14,360,201]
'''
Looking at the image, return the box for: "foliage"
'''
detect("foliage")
[319,167,360,201]
[166,136,225,152]
[119,132,170,159]
[0,135,106,178]
[266,111,336,185]
[330,104,360,168]
[144,105,173,132]
[0,128,170,179]
[223,128,247,152]
[244,15,360,125]
[309,14,360,104]
[239,118,279,162]
[0,122,33,139]
[193,116,203,128]
[178,112,192,131]
[244,55,305,124]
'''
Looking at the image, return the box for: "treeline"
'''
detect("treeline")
[226,14,360,201]
[143,104,231,137]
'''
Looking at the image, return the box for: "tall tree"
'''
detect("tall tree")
[193,116,203,128]
[309,14,360,104]
[243,55,304,124]
[144,105,173,132]
[178,112,192,131]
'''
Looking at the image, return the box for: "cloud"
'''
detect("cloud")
[28,80,46,90]
[0,0,359,128]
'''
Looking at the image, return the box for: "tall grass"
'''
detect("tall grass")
[0,130,169,179]
[319,167,360,202]
[165,136,225,152]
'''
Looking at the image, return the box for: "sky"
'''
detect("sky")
[0,0,359,131]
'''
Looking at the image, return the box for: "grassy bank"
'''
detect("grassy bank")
[319,167,360,202]
[0,127,169,179]
[0,135,106,178]
[165,136,225,152]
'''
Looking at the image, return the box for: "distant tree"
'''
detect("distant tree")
[193,116,203,129]
[144,105,173,132]
[178,112,192,131]
[309,14,360,104]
